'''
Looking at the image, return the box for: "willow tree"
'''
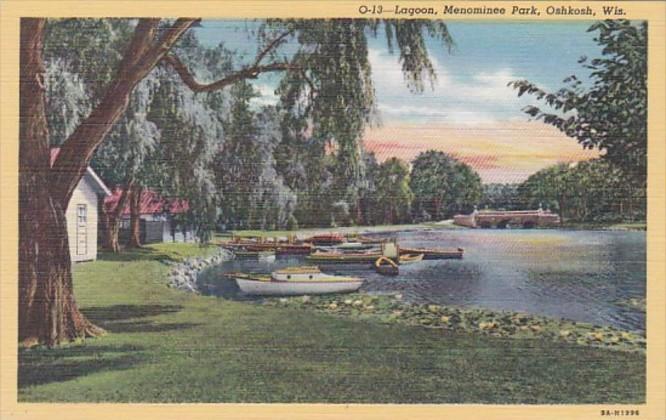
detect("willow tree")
[20,17,452,346]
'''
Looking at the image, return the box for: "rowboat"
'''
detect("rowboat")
[307,241,400,264]
[315,242,377,253]
[233,249,276,261]
[336,241,376,250]
[228,266,363,296]
[306,250,382,264]
[221,242,312,255]
[399,247,464,260]
[304,233,345,246]
[274,244,314,255]
[374,257,399,276]
[399,253,424,265]
[355,235,383,244]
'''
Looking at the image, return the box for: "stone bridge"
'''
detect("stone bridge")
[453,208,560,229]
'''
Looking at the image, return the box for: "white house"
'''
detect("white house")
[51,148,111,262]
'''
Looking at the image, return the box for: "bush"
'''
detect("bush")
[286,214,299,231]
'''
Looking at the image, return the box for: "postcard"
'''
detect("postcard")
[1,1,664,419]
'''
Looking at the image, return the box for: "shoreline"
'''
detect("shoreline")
[219,220,647,240]
[263,292,646,354]
[18,242,645,403]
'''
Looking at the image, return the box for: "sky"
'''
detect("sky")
[195,21,602,183]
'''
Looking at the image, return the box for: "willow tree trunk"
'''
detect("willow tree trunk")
[19,19,103,347]
[104,214,122,253]
[103,184,132,252]
[128,185,143,248]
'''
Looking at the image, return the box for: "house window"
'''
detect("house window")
[77,204,87,224]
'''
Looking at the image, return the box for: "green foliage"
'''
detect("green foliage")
[372,157,414,224]
[410,150,482,220]
[273,19,454,225]
[286,214,299,231]
[510,20,647,184]
[518,159,646,223]
[214,84,297,230]
[480,183,521,211]
[43,18,132,100]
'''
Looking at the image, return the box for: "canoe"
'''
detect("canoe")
[399,253,424,265]
[399,247,464,260]
[374,257,399,276]
[228,267,363,296]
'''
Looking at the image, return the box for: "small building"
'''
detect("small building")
[51,148,112,262]
[104,188,195,244]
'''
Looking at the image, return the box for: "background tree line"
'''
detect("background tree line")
[478,159,646,224]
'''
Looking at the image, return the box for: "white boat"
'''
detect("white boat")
[399,253,424,265]
[336,241,375,250]
[229,266,363,296]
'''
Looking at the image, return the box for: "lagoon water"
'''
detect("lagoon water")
[199,229,646,332]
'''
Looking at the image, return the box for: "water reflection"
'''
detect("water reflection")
[199,229,646,332]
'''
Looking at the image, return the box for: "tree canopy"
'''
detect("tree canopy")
[517,159,645,224]
[410,150,482,220]
[510,20,647,185]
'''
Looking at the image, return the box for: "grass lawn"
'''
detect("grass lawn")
[18,243,645,403]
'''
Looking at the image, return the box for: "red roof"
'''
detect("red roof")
[104,188,190,216]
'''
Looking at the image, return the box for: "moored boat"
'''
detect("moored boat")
[374,257,399,276]
[233,249,276,261]
[355,235,383,244]
[336,241,376,250]
[228,266,363,295]
[304,233,345,246]
[221,240,312,255]
[274,244,314,255]
[399,247,464,260]
[307,240,399,264]
[306,250,382,264]
[399,253,424,265]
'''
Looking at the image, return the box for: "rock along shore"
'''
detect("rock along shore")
[264,293,646,353]
[165,248,233,293]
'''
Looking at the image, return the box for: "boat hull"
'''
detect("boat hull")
[223,243,312,255]
[399,247,464,260]
[236,278,363,296]
[306,253,381,264]
[234,251,276,261]
[399,254,424,265]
